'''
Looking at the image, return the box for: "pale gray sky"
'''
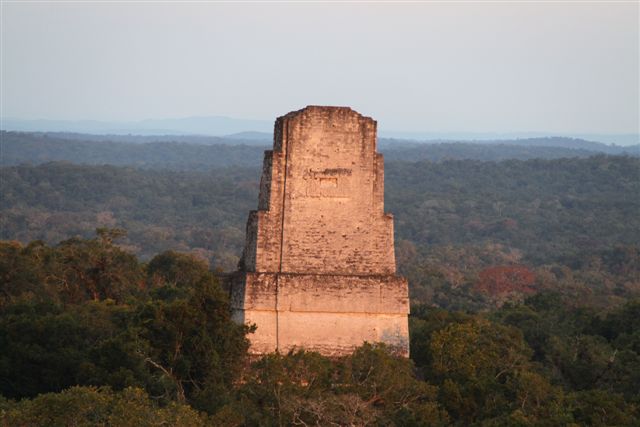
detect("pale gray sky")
[1,1,638,133]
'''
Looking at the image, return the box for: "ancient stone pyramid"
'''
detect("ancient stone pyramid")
[230,106,409,356]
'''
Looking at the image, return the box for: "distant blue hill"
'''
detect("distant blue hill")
[2,116,637,147]
[224,131,273,141]
[1,116,273,136]
[379,131,639,147]
[379,136,640,155]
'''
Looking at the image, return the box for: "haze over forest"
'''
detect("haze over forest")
[2,116,638,147]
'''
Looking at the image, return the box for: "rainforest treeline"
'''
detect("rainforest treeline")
[1,151,639,424]
[2,156,639,310]
[1,233,638,425]
[3,131,638,171]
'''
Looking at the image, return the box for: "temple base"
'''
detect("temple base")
[230,272,410,357]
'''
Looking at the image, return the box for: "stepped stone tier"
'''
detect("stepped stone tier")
[230,106,409,356]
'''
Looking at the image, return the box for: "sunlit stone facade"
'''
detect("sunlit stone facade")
[230,106,409,356]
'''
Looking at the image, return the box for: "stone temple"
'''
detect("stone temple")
[230,106,409,356]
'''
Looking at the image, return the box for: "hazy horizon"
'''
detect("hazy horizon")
[2,2,638,135]
[1,114,639,147]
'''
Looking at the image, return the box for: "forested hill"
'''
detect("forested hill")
[3,236,639,424]
[2,147,639,424]
[380,140,639,162]
[2,156,638,310]
[3,131,638,169]
[1,132,266,168]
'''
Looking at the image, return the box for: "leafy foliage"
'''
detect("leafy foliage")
[1,163,259,270]
[410,304,639,425]
[2,155,639,301]
[1,235,639,425]
[0,386,210,426]
[0,236,248,415]
[236,345,448,426]
[1,146,639,424]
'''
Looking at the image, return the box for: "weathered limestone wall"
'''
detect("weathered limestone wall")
[231,272,409,355]
[241,106,396,275]
[234,106,409,356]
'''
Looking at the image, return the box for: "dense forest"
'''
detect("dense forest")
[2,156,638,310]
[3,131,638,170]
[1,134,639,424]
[1,236,638,425]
